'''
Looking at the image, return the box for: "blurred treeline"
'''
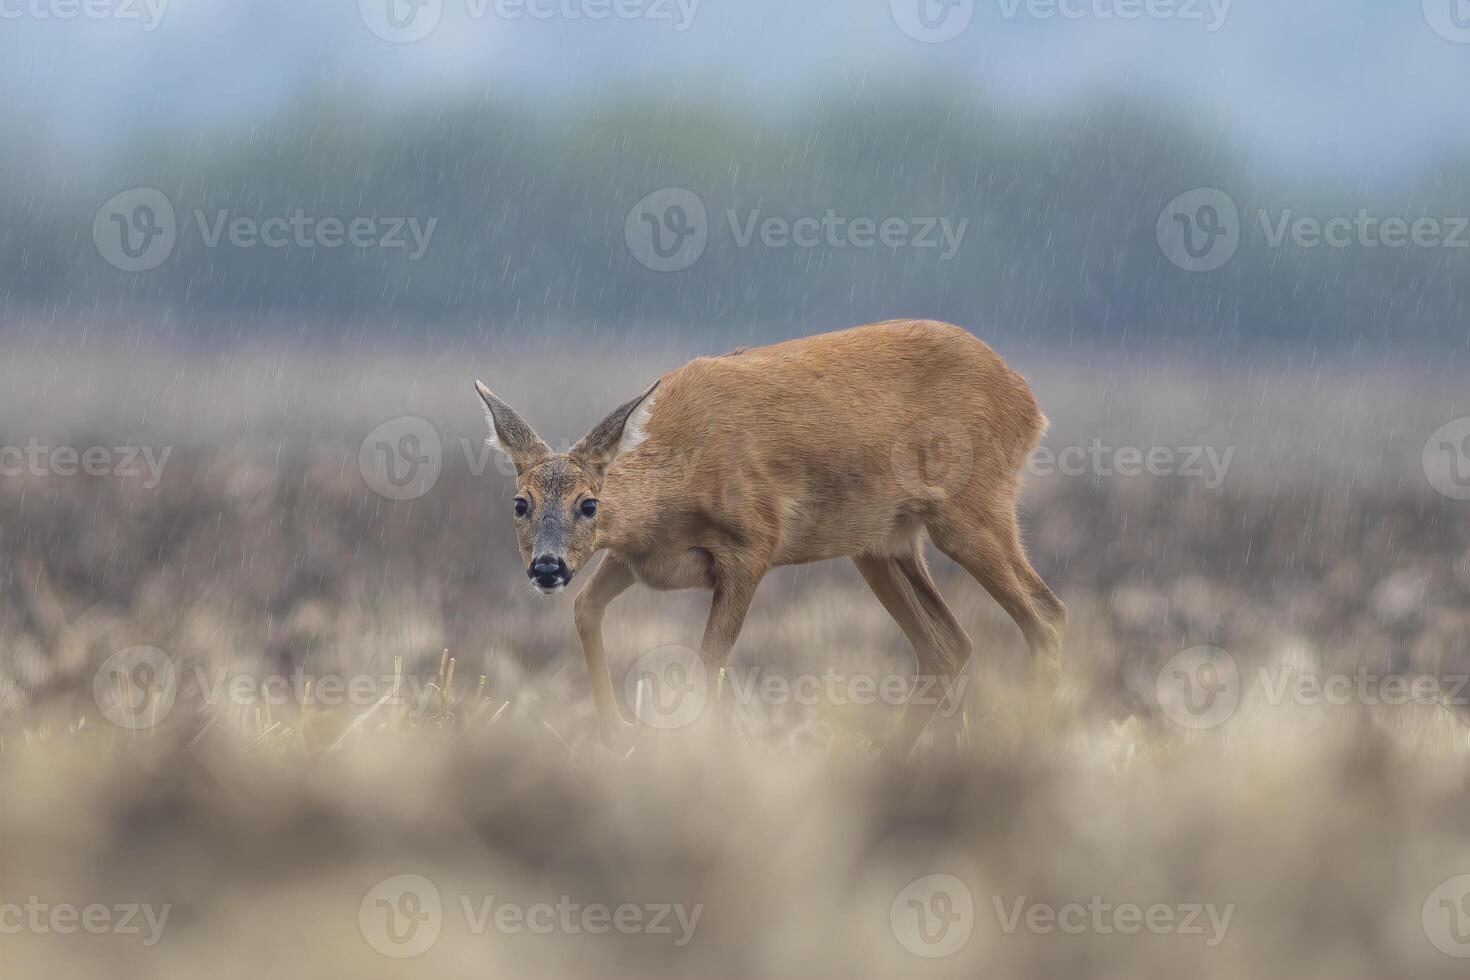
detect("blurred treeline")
[4,89,1469,349]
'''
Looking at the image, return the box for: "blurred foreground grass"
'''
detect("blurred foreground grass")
[4,653,1470,979]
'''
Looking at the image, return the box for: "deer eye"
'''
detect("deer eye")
[513,497,529,518]
[579,499,598,518]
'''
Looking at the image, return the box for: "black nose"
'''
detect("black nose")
[528,555,570,589]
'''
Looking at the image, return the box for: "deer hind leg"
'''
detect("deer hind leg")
[853,549,972,759]
[928,505,1066,746]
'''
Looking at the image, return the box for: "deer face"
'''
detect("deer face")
[511,455,599,593]
[475,379,658,596]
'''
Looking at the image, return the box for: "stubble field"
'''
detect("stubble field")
[1,328,1468,978]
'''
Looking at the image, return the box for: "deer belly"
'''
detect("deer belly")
[774,505,923,565]
[626,547,716,591]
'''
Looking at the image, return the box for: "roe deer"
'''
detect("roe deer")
[475,319,1064,757]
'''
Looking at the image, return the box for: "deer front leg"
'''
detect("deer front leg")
[696,563,764,727]
[573,554,636,748]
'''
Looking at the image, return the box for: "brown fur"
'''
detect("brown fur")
[477,319,1065,756]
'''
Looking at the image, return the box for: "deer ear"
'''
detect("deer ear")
[475,381,552,475]
[571,380,659,476]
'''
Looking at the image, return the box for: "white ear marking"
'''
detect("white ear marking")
[616,388,657,455]
[482,404,504,453]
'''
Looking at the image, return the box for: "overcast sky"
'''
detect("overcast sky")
[3,0,1467,185]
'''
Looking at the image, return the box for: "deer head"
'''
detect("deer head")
[475,379,658,594]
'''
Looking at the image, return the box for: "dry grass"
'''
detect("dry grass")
[1,333,1469,978]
